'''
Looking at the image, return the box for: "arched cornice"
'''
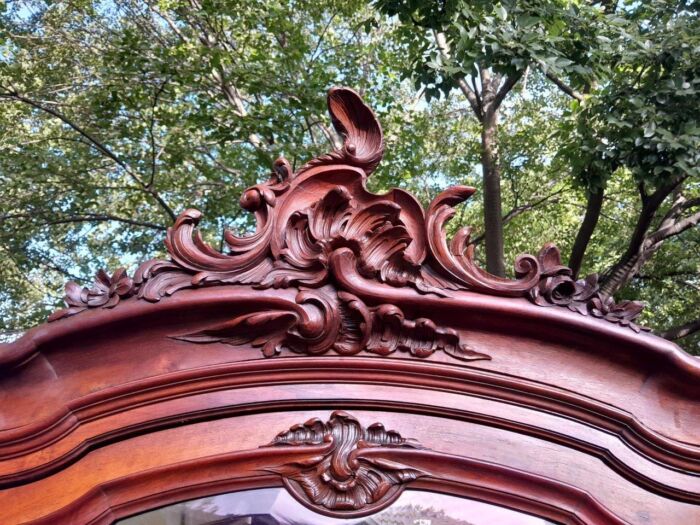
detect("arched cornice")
[1,87,699,525]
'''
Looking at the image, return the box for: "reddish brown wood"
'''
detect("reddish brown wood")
[173,289,490,361]
[41,87,645,339]
[261,410,426,517]
[0,87,698,524]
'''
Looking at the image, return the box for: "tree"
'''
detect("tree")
[376,0,700,347]
[376,0,607,275]
[0,0,387,330]
[1,0,699,353]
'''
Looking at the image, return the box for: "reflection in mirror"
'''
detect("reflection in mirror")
[117,488,557,525]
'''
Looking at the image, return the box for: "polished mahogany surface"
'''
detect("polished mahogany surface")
[0,88,698,525]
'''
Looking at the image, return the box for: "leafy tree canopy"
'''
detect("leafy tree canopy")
[0,0,698,352]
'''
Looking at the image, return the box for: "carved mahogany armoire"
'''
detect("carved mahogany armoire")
[1,88,699,525]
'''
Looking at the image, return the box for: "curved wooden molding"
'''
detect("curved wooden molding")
[261,410,427,517]
[2,357,699,503]
[23,454,628,525]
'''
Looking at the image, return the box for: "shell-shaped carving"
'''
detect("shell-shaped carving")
[298,87,384,176]
[259,186,423,290]
[262,411,425,517]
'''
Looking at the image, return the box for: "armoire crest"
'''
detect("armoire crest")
[0,87,698,525]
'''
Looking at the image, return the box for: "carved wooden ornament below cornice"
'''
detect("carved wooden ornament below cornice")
[260,410,427,517]
[48,87,648,363]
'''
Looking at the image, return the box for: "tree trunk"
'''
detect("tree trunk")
[569,187,604,277]
[481,108,505,277]
[432,35,515,278]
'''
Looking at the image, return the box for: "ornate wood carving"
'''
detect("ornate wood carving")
[260,411,427,517]
[173,288,489,361]
[49,86,645,334]
[529,244,648,332]
[49,268,133,322]
[4,88,700,525]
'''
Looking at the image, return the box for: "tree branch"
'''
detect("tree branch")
[659,318,700,341]
[433,31,482,119]
[309,11,338,64]
[536,60,584,102]
[147,78,170,188]
[634,270,698,281]
[647,208,700,246]
[1,212,167,231]
[491,70,524,112]
[569,187,604,277]
[148,4,187,42]
[469,189,565,245]
[599,176,686,296]
[0,89,177,221]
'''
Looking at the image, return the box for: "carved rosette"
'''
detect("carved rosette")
[49,86,646,337]
[261,411,426,517]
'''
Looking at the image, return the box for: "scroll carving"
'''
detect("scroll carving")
[529,244,648,332]
[49,86,646,334]
[297,86,384,176]
[425,186,540,296]
[261,411,426,517]
[173,289,490,361]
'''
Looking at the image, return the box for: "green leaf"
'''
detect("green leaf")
[495,5,507,21]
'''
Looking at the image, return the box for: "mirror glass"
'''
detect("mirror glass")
[117,487,557,525]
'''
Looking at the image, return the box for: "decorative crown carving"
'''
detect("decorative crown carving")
[261,411,427,517]
[50,87,647,340]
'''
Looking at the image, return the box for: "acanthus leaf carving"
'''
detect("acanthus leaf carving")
[49,86,646,334]
[257,186,431,292]
[261,411,426,517]
[529,244,649,333]
[48,268,134,322]
[172,288,490,362]
[424,186,541,296]
[297,86,384,177]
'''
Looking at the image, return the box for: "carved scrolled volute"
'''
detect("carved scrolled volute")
[425,186,540,296]
[261,411,427,517]
[49,86,645,334]
[173,288,490,361]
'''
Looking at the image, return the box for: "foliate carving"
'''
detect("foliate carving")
[49,86,645,333]
[262,411,426,517]
[48,269,133,321]
[258,186,435,292]
[425,186,541,296]
[173,289,490,361]
[297,87,384,177]
[529,244,649,332]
